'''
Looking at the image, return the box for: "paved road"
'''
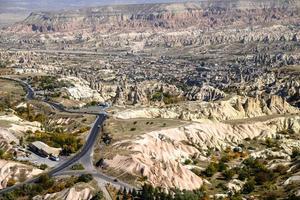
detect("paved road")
[0,77,135,198]
[54,170,136,191]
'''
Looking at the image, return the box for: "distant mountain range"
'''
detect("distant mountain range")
[3,0,299,33]
[0,0,185,27]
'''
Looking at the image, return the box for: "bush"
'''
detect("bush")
[71,163,84,170]
[204,162,218,177]
[255,171,274,185]
[220,154,231,163]
[38,174,54,189]
[184,159,192,165]
[91,191,104,200]
[242,179,255,194]
[6,178,16,187]
[238,168,250,181]
[39,164,48,170]
[218,161,228,172]
[223,169,235,180]
[130,127,136,131]
[77,174,93,183]
[264,137,279,148]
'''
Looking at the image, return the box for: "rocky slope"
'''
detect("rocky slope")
[105,115,300,190]
[0,160,42,189]
[114,95,299,121]
[6,1,300,33]
[33,182,95,200]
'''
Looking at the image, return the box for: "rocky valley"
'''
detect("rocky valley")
[0,0,300,200]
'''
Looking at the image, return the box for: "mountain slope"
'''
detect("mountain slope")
[7,0,300,33]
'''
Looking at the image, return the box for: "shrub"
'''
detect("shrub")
[39,164,48,170]
[77,174,93,183]
[220,154,231,163]
[130,127,136,131]
[238,168,250,181]
[204,162,218,177]
[184,159,192,165]
[218,161,228,172]
[242,179,255,194]
[255,171,274,185]
[6,178,16,187]
[223,169,235,180]
[38,174,54,189]
[91,191,104,200]
[71,163,84,170]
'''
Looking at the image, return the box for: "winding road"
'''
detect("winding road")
[0,77,136,199]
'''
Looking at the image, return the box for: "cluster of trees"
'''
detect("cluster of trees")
[224,157,288,195]
[30,76,73,91]
[151,92,183,105]
[26,131,83,156]
[15,106,47,123]
[116,184,207,200]
[201,155,291,196]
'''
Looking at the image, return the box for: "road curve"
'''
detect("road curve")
[0,77,135,196]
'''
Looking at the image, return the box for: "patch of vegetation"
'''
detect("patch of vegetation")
[30,76,73,91]
[0,80,25,111]
[151,92,183,104]
[39,164,48,170]
[116,184,208,200]
[15,106,47,123]
[85,101,98,107]
[71,163,85,170]
[77,174,93,183]
[26,130,83,156]
[264,137,280,149]
[0,173,94,200]
[91,191,104,200]
[242,179,255,194]
[203,161,229,177]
